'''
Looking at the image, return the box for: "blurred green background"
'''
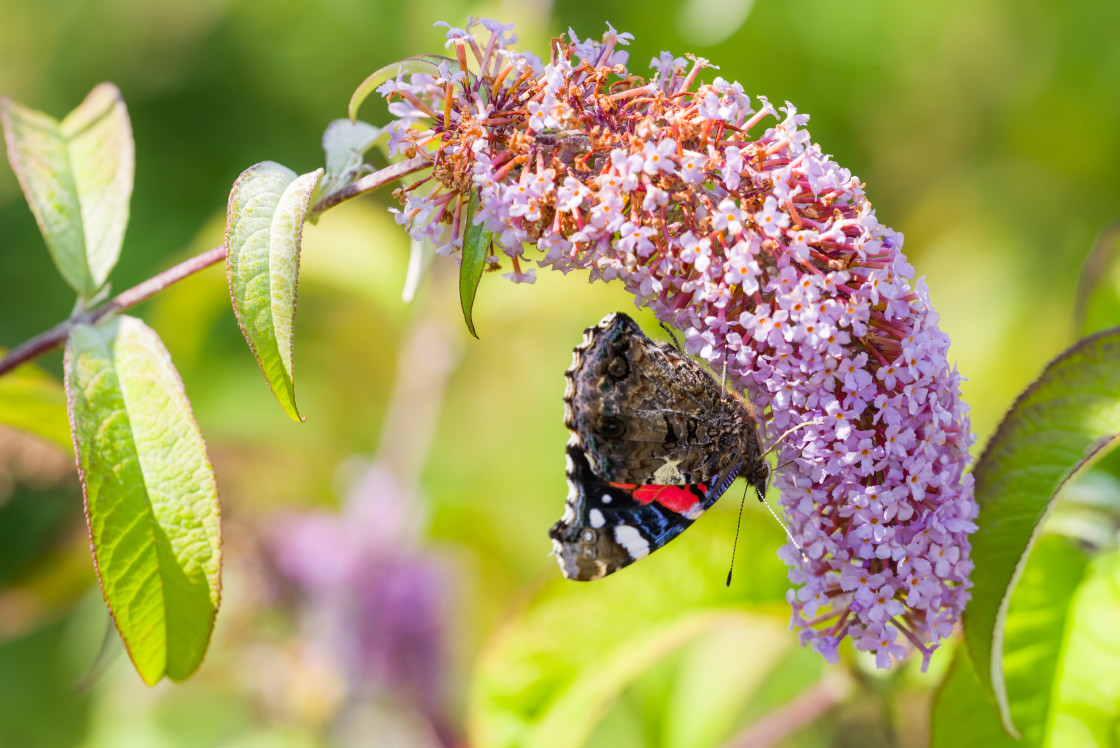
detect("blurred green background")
[2,0,1119,746]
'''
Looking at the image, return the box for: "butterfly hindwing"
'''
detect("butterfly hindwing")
[549,443,725,580]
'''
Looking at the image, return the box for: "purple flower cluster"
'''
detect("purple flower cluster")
[381,19,977,669]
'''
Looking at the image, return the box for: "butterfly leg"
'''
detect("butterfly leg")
[761,419,824,458]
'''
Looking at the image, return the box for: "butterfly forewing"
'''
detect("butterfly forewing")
[564,313,751,486]
[551,312,766,581]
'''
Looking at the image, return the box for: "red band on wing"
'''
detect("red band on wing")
[630,484,707,514]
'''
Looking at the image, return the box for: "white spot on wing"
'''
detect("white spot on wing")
[601,493,612,504]
[613,525,650,559]
[589,508,606,528]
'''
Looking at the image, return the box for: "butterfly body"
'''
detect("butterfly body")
[549,312,769,581]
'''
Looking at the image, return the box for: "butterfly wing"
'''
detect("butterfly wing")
[550,443,743,580]
[565,312,751,486]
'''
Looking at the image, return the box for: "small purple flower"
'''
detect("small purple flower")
[380,19,977,671]
[679,150,707,184]
[642,139,678,176]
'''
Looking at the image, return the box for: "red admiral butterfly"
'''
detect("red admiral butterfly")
[549,312,770,581]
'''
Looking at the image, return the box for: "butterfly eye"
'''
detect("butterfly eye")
[607,357,629,379]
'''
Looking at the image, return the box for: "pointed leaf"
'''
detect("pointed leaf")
[320,118,380,194]
[347,56,450,122]
[965,328,1120,732]
[459,189,491,338]
[65,316,221,684]
[1,83,133,298]
[225,162,323,421]
[0,352,70,450]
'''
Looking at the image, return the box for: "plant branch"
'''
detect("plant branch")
[0,244,227,377]
[1,154,433,378]
[310,155,430,214]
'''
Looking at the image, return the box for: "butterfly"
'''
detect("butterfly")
[548,312,771,581]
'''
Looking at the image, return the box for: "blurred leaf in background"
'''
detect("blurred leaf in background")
[1,0,1120,746]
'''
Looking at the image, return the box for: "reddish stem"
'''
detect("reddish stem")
[309,155,430,214]
[0,245,228,377]
[0,155,432,378]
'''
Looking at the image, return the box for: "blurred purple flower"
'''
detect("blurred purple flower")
[269,462,454,742]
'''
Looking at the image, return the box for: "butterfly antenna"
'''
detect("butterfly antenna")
[761,495,806,560]
[659,321,684,352]
[720,355,728,400]
[726,480,749,587]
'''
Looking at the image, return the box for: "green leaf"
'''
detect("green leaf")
[468,514,801,748]
[65,316,221,684]
[1048,550,1120,746]
[320,118,380,195]
[225,162,324,421]
[1,83,134,298]
[347,56,450,122]
[0,352,70,450]
[932,535,1089,745]
[930,648,1021,748]
[459,189,491,338]
[965,328,1120,733]
[1002,536,1090,744]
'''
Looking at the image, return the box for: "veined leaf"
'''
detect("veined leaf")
[225,162,323,421]
[65,316,221,684]
[965,328,1120,734]
[459,189,491,338]
[0,351,70,450]
[1,83,133,298]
